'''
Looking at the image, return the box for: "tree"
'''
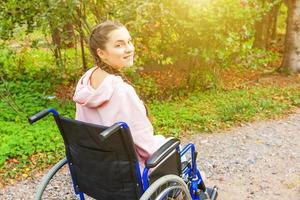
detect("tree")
[280,0,300,73]
[0,0,76,65]
[253,0,282,49]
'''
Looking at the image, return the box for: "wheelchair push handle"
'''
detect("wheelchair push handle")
[28,108,59,124]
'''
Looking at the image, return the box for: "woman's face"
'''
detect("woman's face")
[97,27,135,69]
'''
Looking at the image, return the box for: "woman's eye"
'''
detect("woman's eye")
[115,44,122,47]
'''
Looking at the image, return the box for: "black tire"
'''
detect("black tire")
[140,174,191,200]
[34,157,80,200]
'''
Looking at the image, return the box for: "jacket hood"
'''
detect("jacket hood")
[73,68,123,108]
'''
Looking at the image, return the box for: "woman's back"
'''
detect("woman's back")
[73,67,166,168]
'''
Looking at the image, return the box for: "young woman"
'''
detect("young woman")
[73,20,167,168]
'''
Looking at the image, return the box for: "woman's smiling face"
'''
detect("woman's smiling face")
[97,27,135,69]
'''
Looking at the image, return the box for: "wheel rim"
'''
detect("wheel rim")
[155,185,189,200]
[140,175,191,200]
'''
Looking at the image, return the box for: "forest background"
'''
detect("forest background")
[0,0,300,186]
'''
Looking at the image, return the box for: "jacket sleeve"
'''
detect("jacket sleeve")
[114,85,166,160]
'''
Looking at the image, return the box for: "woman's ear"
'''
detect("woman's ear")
[96,48,105,60]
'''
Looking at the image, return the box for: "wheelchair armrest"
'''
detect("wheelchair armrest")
[145,138,180,168]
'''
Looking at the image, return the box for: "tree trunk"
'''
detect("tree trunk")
[63,23,75,48]
[270,2,281,41]
[280,0,300,73]
[75,1,88,71]
[254,11,266,48]
[51,26,63,68]
[254,0,267,48]
[253,0,282,49]
[80,29,87,71]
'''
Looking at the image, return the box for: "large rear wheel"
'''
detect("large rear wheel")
[34,157,86,200]
[140,174,191,200]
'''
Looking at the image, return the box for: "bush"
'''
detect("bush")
[0,79,74,167]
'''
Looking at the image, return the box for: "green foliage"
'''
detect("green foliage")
[277,3,288,34]
[0,43,18,79]
[186,66,219,91]
[0,121,64,165]
[0,42,86,84]
[150,86,300,136]
[123,0,259,69]
[1,77,300,180]
[0,0,42,39]
[237,48,280,69]
[0,80,74,160]
[1,0,286,92]
[0,0,76,39]
[132,75,160,101]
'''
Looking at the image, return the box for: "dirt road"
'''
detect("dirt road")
[188,110,300,199]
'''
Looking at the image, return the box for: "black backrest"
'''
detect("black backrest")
[55,116,142,200]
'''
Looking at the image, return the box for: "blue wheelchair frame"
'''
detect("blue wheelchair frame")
[30,108,216,200]
[141,143,204,198]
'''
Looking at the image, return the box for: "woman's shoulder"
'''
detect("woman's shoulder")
[106,75,146,114]
[96,74,138,102]
[110,74,136,96]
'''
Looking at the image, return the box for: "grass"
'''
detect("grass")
[150,86,300,137]
[1,79,300,186]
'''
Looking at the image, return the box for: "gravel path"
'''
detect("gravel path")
[1,110,300,200]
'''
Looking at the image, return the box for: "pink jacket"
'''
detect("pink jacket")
[73,67,166,167]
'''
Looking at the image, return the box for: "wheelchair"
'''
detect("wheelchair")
[29,108,218,200]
